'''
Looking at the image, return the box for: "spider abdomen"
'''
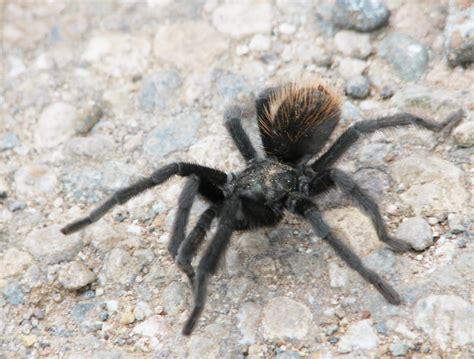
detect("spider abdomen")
[233,160,297,206]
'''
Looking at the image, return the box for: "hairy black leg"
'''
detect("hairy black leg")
[168,176,200,258]
[311,110,464,172]
[224,105,259,161]
[255,86,279,118]
[287,193,401,305]
[61,162,228,235]
[182,198,239,335]
[176,205,220,288]
[305,169,412,252]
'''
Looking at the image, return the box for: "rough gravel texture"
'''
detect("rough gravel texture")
[1,1,473,358]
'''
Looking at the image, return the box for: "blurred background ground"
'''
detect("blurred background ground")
[0,0,473,358]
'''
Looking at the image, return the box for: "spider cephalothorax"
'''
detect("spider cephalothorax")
[61,82,463,335]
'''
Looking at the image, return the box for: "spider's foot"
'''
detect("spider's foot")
[60,217,91,235]
[384,236,414,253]
[182,305,202,336]
[440,109,464,134]
[376,281,401,305]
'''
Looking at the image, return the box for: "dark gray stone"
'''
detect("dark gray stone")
[379,33,429,80]
[0,132,20,152]
[143,112,201,161]
[1,281,24,306]
[345,75,370,99]
[332,0,390,32]
[445,3,474,67]
[139,70,182,112]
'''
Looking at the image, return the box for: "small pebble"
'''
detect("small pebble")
[395,217,433,251]
[345,76,370,99]
[249,34,271,51]
[34,309,46,320]
[380,86,394,99]
[71,303,94,323]
[376,322,387,335]
[235,45,249,56]
[279,23,296,35]
[390,341,410,357]
[447,213,465,234]
[452,122,474,148]
[58,261,96,290]
[99,311,109,321]
[75,104,103,135]
[0,132,20,152]
[379,33,429,81]
[1,281,25,306]
[7,200,26,212]
[332,0,390,32]
[120,309,135,325]
[386,204,398,215]
[456,238,466,249]
[21,334,38,348]
[325,324,339,336]
[328,336,339,345]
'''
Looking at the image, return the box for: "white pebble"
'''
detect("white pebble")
[279,23,296,35]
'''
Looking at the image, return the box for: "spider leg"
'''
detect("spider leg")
[287,193,401,305]
[224,105,259,161]
[176,204,220,288]
[311,110,464,172]
[168,175,201,258]
[305,168,412,252]
[182,197,239,336]
[61,162,227,235]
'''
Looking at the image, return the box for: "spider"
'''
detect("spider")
[61,82,463,336]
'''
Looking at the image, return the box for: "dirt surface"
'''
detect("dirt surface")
[1,1,473,358]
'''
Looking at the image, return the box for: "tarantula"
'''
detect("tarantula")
[61,82,463,335]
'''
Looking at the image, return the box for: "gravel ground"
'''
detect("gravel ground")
[1,0,473,358]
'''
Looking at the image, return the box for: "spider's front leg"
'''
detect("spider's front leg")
[287,193,401,305]
[176,205,220,288]
[303,168,413,252]
[61,162,227,235]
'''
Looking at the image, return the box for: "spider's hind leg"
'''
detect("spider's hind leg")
[306,168,413,252]
[287,193,401,305]
[224,102,259,162]
[311,110,464,172]
[182,197,239,335]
